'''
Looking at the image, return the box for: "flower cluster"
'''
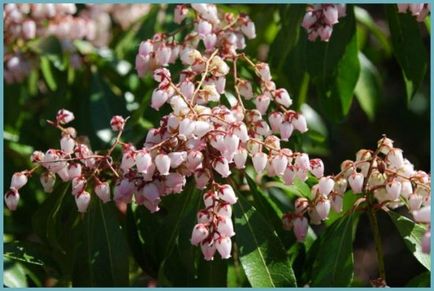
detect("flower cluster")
[397,3,431,22]
[4,4,325,262]
[301,4,346,42]
[3,3,151,84]
[282,136,431,254]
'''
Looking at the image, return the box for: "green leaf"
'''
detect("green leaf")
[406,271,430,287]
[4,261,29,288]
[307,5,360,121]
[292,177,313,200]
[233,193,297,287]
[157,183,203,286]
[196,258,228,287]
[72,200,130,287]
[354,53,382,121]
[354,6,392,56]
[311,213,359,287]
[269,4,306,72]
[40,56,57,91]
[386,5,428,101]
[388,210,430,271]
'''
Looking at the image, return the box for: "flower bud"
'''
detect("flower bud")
[252,152,268,173]
[169,151,187,168]
[194,169,210,189]
[67,163,82,179]
[323,5,339,25]
[191,224,209,246]
[218,184,238,205]
[22,20,36,39]
[293,216,308,242]
[387,148,404,169]
[136,150,152,174]
[217,216,235,237]
[72,176,86,195]
[95,181,111,203]
[241,20,256,39]
[121,150,136,173]
[385,179,402,201]
[217,203,232,218]
[4,188,20,211]
[408,193,423,211]
[174,5,188,24]
[279,122,294,141]
[318,177,335,196]
[110,115,125,131]
[75,191,91,213]
[274,89,292,108]
[60,135,75,155]
[155,154,171,176]
[331,195,343,213]
[56,109,75,124]
[292,114,308,133]
[216,236,232,259]
[271,155,288,176]
[200,241,216,261]
[412,206,430,224]
[256,63,272,82]
[348,172,364,194]
[179,118,195,138]
[234,148,248,169]
[269,112,283,133]
[213,157,231,178]
[11,172,28,190]
[315,197,331,220]
[232,122,249,143]
[310,159,324,178]
[151,89,169,111]
[40,171,56,193]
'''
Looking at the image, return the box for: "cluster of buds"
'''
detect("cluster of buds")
[397,3,431,22]
[191,183,237,260]
[136,3,256,77]
[282,136,431,254]
[5,4,323,262]
[134,4,325,260]
[301,4,346,42]
[4,3,152,84]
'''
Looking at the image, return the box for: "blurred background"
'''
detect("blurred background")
[3,3,430,287]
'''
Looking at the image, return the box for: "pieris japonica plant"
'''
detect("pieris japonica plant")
[4,3,431,288]
[6,3,319,262]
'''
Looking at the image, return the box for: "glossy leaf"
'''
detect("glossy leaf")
[40,56,57,91]
[307,5,360,121]
[72,200,130,287]
[406,271,430,287]
[388,210,431,271]
[386,5,428,101]
[354,53,382,121]
[233,193,297,287]
[311,213,359,287]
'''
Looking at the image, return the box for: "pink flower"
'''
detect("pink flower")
[252,152,268,173]
[155,154,171,176]
[95,182,111,203]
[318,176,335,196]
[56,109,75,124]
[315,197,331,220]
[293,216,308,242]
[110,115,125,131]
[348,172,364,194]
[11,172,28,190]
[213,157,231,178]
[191,224,209,246]
[412,206,430,223]
[217,216,235,237]
[218,184,238,205]
[271,155,288,176]
[200,241,216,261]
[40,172,56,193]
[4,188,20,211]
[136,150,152,174]
[216,236,232,259]
[75,191,91,213]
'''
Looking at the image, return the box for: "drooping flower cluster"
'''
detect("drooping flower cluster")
[397,3,431,22]
[282,136,431,254]
[4,4,324,262]
[301,4,346,42]
[3,3,151,84]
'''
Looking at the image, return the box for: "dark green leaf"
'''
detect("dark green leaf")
[269,4,306,72]
[293,177,313,200]
[4,241,59,270]
[72,200,130,287]
[388,210,430,271]
[233,193,297,287]
[406,271,430,287]
[354,53,382,121]
[307,5,360,120]
[311,213,359,287]
[386,5,428,101]
[196,258,228,287]
[40,56,57,91]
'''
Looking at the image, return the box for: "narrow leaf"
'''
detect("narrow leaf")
[386,5,428,101]
[311,213,359,286]
[233,193,297,287]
